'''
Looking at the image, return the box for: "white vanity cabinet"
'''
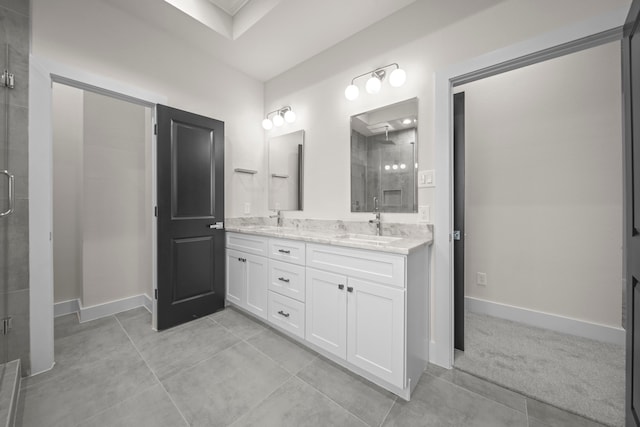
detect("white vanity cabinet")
[225,234,269,320]
[225,230,429,401]
[306,244,406,388]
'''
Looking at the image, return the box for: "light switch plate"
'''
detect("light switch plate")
[243,202,251,215]
[418,170,435,188]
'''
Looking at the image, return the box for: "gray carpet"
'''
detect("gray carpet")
[454,312,625,427]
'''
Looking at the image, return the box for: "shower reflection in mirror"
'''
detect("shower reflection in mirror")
[350,98,418,213]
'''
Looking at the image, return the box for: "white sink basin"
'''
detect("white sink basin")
[338,233,402,244]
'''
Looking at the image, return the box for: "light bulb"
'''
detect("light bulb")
[262,118,273,130]
[384,165,390,170]
[345,84,359,101]
[402,118,412,125]
[365,76,382,94]
[284,109,296,123]
[272,113,284,127]
[389,68,406,87]
[392,164,398,170]
[400,163,406,169]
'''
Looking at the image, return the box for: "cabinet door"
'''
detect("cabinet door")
[226,249,245,306]
[244,252,268,320]
[305,268,347,358]
[347,278,405,388]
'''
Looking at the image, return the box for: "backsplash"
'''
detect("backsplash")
[226,217,433,240]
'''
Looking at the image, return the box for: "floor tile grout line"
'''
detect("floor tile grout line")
[434,368,528,414]
[424,372,528,417]
[70,383,160,427]
[114,315,190,427]
[242,334,318,376]
[226,374,296,427]
[21,315,127,392]
[378,395,397,427]
[295,374,378,427]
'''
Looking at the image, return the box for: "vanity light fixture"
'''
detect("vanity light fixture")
[345,63,406,101]
[262,106,296,130]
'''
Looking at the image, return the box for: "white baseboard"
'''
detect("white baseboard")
[53,299,80,318]
[54,294,152,323]
[465,296,625,346]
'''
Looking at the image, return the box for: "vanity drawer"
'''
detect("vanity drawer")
[269,238,306,266]
[269,259,306,302]
[306,243,405,288]
[226,232,268,256]
[268,291,305,339]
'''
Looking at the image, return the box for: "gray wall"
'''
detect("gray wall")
[0,0,29,374]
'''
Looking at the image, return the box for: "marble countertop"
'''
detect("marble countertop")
[225,225,432,255]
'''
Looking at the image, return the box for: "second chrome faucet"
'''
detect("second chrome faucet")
[369,196,381,236]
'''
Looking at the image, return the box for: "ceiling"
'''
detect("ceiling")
[105,0,417,81]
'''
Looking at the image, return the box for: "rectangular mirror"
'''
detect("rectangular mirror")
[351,98,418,213]
[268,130,304,211]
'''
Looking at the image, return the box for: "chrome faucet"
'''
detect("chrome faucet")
[269,210,283,227]
[369,197,381,236]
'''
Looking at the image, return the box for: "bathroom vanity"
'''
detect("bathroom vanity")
[224,223,431,400]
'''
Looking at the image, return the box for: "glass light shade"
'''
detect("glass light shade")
[262,118,273,130]
[345,84,359,100]
[365,76,382,94]
[384,165,390,170]
[284,109,296,123]
[392,164,398,170]
[400,163,406,169]
[402,118,412,125]
[389,68,407,87]
[272,113,284,127]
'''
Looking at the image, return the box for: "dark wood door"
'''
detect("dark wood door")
[156,105,225,330]
[453,92,465,351]
[624,1,640,425]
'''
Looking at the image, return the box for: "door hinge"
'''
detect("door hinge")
[2,317,12,335]
[154,289,158,300]
[1,70,15,89]
[452,230,461,241]
[154,206,158,217]
[153,124,157,135]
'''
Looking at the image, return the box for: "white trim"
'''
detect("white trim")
[53,299,80,318]
[431,7,629,369]
[466,297,625,346]
[54,295,153,322]
[29,54,166,373]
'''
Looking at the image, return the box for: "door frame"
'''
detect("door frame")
[431,7,628,368]
[29,55,167,374]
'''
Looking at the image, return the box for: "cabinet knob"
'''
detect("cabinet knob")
[278,277,290,283]
[347,286,353,293]
[277,310,290,318]
[338,284,344,290]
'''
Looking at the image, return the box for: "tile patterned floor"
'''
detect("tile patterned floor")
[16,306,607,426]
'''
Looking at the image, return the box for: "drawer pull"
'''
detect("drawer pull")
[278,277,290,283]
[238,257,246,262]
[338,284,344,290]
[277,310,290,318]
[347,286,354,293]
[278,249,291,254]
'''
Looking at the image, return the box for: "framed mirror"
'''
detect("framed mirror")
[350,98,418,213]
[268,130,304,211]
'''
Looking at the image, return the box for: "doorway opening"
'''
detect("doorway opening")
[51,83,154,329]
[451,41,625,425]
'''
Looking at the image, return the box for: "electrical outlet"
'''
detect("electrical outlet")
[243,202,251,215]
[477,272,487,286]
[418,205,430,223]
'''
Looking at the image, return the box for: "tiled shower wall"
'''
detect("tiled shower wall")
[0,0,29,375]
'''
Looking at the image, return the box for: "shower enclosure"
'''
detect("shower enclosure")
[0,0,31,381]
